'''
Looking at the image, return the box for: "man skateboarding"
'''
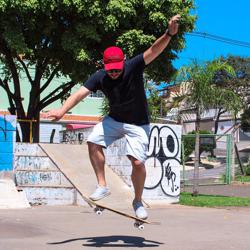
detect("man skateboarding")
[45,14,180,219]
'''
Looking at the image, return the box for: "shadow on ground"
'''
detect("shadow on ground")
[48,235,164,248]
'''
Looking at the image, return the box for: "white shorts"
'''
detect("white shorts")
[87,116,150,163]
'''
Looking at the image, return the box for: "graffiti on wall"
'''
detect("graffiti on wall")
[0,115,16,171]
[60,128,93,144]
[145,124,181,197]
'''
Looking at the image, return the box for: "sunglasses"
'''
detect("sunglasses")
[107,69,122,74]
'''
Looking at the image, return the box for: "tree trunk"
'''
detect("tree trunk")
[32,113,40,143]
[193,107,201,196]
[214,108,226,134]
[17,108,40,143]
[26,80,41,143]
[18,120,30,142]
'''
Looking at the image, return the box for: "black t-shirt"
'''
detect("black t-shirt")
[83,53,149,125]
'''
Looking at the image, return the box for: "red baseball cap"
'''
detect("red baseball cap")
[103,46,124,71]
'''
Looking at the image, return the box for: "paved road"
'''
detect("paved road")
[0,205,249,250]
[182,164,226,180]
[183,183,250,198]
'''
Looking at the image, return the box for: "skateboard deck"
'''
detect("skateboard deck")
[81,195,160,230]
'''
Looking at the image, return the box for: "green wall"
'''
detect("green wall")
[0,68,103,116]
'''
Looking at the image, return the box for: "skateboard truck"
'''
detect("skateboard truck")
[89,201,159,230]
[94,205,146,230]
[134,221,145,230]
[94,206,104,215]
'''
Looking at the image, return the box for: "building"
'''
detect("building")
[0,69,104,143]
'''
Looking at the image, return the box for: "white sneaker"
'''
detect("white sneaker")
[89,185,111,201]
[132,200,148,220]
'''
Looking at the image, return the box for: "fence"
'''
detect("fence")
[181,133,233,186]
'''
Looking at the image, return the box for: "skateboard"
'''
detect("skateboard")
[92,200,160,230]
[81,195,160,230]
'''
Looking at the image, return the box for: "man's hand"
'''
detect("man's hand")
[42,109,65,121]
[167,14,181,36]
[143,14,181,65]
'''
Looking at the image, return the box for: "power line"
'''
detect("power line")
[187,32,250,48]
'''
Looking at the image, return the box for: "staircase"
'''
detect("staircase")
[14,143,86,206]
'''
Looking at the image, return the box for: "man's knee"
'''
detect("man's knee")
[128,155,145,169]
[87,142,103,153]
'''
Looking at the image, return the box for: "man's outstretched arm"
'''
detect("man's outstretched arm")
[143,14,181,65]
[43,86,90,121]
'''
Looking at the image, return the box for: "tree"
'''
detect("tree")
[182,130,216,163]
[218,56,250,107]
[146,80,168,122]
[0,0,196,142]
[173,60,242,195]
[241,107,250,132]
[213,56,250,133]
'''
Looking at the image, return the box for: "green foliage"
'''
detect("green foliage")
[219,56,250,108]
[0,0,196,141]
[235,175,250,182]
[245,166,250,176]
[182,130,216,162]
[241,107,250,132]
[180,192,250,207]
[0,0,196,82]
[100,97,110,116]
[146,80,167,122]
[173,59,242,117]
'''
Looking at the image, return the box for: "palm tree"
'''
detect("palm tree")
[172,60,242,195]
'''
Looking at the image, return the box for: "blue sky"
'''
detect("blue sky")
[173,0,250,69]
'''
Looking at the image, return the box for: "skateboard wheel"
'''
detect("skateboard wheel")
[134,222,144,230]
[94,207,103,215]
[96,210,102,215]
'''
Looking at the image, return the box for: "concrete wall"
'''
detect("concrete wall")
[61,123,182,203]
[59,127,93,144]
[106,124,182,203]
[0,115,16,171]
[39,123,63,143]
[14,143,86,206]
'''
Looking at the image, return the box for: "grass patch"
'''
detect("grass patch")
[235,175,250,182]
[180,192,250,207]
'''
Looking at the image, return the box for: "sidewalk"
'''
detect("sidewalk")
[182,183,250,198]
[0,179,30,209]
[0,205,249,250]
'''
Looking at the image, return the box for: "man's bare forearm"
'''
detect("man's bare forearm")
[61,90,84,114]
[144,34,172,65]
[143,14,181,65]
[44,86,90,121]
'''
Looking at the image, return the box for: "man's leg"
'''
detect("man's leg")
[87,142,111,200]
[128,155,148,219]
[87,142,106,186]
[124,124,150,219]
[129,156,146,202]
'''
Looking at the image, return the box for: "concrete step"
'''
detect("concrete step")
[15,143,46,156]
[18,186,86,206]
[40,143,135,209]
[0,179,30,209]
[15,170,73,187]
[14,143,78,206]
[14,155,58,171]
